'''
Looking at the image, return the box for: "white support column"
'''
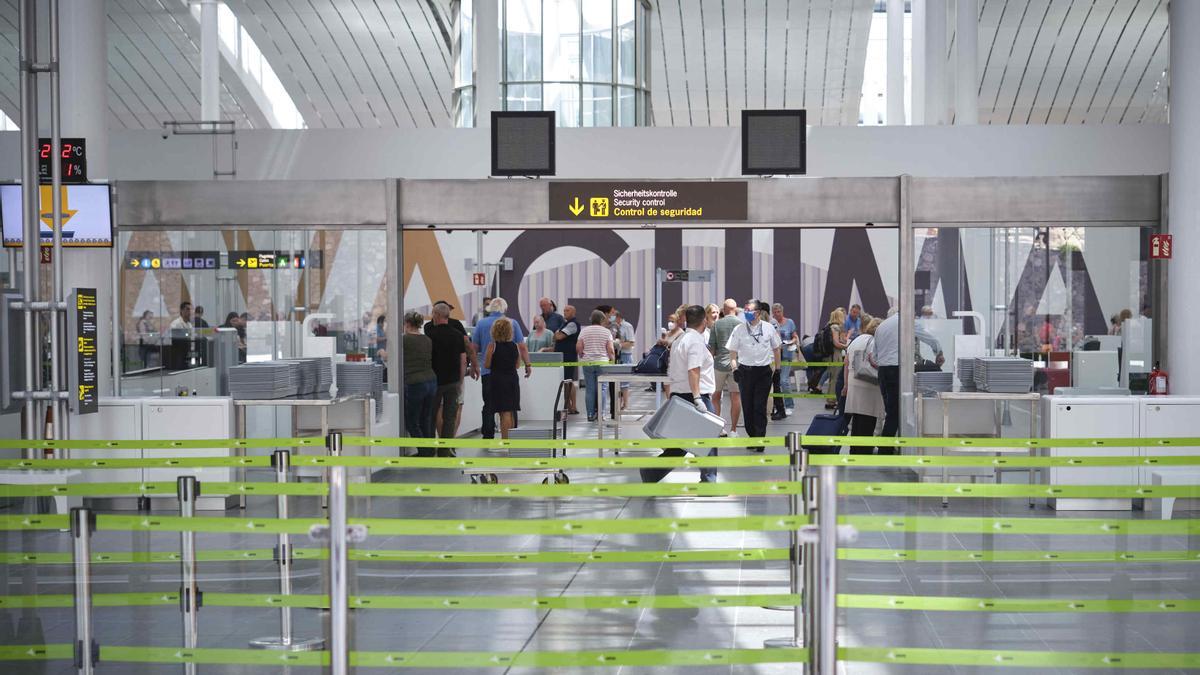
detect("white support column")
[924,0,947,125]
[886,0,906,125]
[1169,1,1200,393]
[911,0,926,124]
[200,0,220,122]
[954,0,978,124]
[474,0,500,127]
[59,0,113,397]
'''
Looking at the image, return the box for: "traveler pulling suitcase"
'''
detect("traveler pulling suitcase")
[802,413,849,454]
[638,396,726,483]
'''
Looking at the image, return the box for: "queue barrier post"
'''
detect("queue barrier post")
[764,431,805,649]
[249,449,324,652]
[816,464,840,675]
[803,472,819,672]
[70,507,97,675]
[310,433,367,675]
[176,476,200,675]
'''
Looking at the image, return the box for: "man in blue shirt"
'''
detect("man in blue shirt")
[471,297,530,438]
[843,304,863,339]
[538,297,565,333]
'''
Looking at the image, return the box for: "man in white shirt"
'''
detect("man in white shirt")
[871,309,943,447]
[168,301,194,334]
[726,301,782,446]
[665,305,718,483]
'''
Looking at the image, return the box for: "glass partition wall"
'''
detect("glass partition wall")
[117,227,389,397]
[902,222,1157,437]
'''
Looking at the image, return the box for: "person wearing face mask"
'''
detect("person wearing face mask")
[612,309,636,410]
[726,301,782,448]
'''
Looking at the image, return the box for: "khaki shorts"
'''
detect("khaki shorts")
[714,368,740,393]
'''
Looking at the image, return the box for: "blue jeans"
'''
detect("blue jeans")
[404,379,437,442]
[780,349,795,409]
[618,352,633,390]
[583,364,603,419]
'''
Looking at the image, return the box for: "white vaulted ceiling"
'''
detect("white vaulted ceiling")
[651,0,876,126]
[0,0,1173,129]
[971,0,1169,124]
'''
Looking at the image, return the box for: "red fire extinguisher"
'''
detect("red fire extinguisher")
[1149,362,1169,395]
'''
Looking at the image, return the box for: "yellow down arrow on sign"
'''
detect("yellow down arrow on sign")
[568,197,585,216]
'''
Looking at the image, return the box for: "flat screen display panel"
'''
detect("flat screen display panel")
[491,111,556,176]
[1,183,113,248]
[742,109,806,175]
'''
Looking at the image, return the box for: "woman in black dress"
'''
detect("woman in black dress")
[483,317,522,439]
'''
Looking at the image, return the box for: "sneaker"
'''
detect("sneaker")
[727,430,738,437]
[770,413,786,421]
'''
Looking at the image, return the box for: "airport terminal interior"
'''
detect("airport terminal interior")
[1,0,1200,673]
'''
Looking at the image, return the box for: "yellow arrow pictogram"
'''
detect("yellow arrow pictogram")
[38,186,78,231]
[568,197,585,216]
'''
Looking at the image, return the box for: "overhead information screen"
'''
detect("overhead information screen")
[491,111,556,176]
[0,184,113,248]
[742,110,806,175]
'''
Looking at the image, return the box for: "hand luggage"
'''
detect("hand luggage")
[802,413,849,454]
[633,343,670,374]
[851,337,878,384]
[639,396,724,483]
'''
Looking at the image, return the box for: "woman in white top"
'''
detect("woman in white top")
[842,317,884,454]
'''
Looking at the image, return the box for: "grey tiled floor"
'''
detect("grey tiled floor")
[2,390,1198,674]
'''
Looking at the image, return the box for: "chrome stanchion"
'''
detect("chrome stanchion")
[250,449,324,651]
[803,473,820,673]
[177,476,200,675]
[765,432,806,649]
[328,460,349,675]
[310,433,366,675]
[321,431,341,510]
[816,464,840,675]
[70,508,97,675]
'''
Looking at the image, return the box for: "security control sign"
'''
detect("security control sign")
[549,182,748,222]
[69,288,98,415]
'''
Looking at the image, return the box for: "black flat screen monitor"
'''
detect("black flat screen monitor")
[491,111,556,177]
[742,110,807,175]
[1,183,114,248]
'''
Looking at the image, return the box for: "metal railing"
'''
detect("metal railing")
[6,432,1200,672]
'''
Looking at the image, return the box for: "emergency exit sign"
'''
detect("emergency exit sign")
[1150,234,1172,259]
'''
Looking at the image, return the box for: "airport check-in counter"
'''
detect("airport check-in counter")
[456,364,564,436]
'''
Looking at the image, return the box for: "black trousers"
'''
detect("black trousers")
[737,365,773,438]
[877,365,900,452]
[848,413,878,455]
[771,368,786,416]
[480,374,495,438]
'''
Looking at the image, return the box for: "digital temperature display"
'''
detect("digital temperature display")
[38,137,87,184]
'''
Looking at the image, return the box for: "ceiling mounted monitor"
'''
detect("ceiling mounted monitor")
[741,109,806,176]
[1,183,114,248]
[491,111,556,177]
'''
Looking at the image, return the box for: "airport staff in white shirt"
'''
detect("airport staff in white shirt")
[666,304,718,483]
[726,301,782,446]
